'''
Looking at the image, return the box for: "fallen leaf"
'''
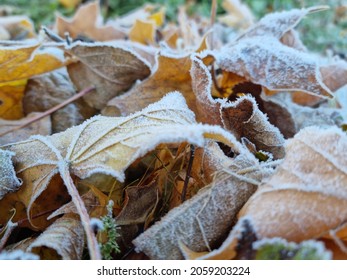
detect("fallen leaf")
[116,181,158,226]
[133,143,274,259]
[23,69,95,132]
[59,0,81,9]
[0,15,36,40]
[215,37,334,98]
[65,42,151,109]
[1,92,242,258]
[129,19,156,45]
[191,56,285,158]
[106,38,208,116]
[0,42,66,83]
[0,149,21,199]
[237,126,347,242]
[55,1,125,41]
[218,0,254,29]
[11,215,85,260]
[0,79,26,120]
[0,112,51,145]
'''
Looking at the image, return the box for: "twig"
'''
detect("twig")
[181,145,195,202]
[0,86,95,138]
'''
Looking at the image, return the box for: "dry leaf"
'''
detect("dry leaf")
[129,19,156,45]
[55,1,125,41]
[25,215,84,260]
[237,7,327,41]
[107,53,194,116]
[116,181,158,226]
[191,56,285,158]
[237,126,347,242]
[133,142,274,259]
[1,92,242,257]
[23,69,95,132]
[106,38,208,116]
[0,149,21,199]
[0,15,36,40]
[0,79,26,120]
[66,42,151,109]
[59,0,81,9]
[215,37,333,98]
[0,112,51,145]
[218,0,254,29]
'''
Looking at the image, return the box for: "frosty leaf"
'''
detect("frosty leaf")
[0,149,21,199]
[23,69,95,133]
[254,238,332,260]
[321,61,347,93]
[0,15,36,40]
[28,215,84,260]
[65,42,151,109]
[0,42,66,83]
[238,126,347,242]
[107,53,194,116]
[133,143,273,260]
[0,113,51,145]
[237,6,327,41]
[215,37,333,98]
[1,92,242,256]
[0,250,39,260]
[191,57,285,159]
[55,1,125,41]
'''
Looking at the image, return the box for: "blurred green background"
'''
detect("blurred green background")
[0,0,346,54]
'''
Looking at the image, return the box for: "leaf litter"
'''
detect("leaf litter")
[0,0,347,260]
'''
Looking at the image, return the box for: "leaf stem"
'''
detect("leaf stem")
[59,162,101,260]
[0,85,95,138]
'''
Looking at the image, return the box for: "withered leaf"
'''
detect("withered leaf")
[133,143,274,259]
[191,57,285,159]
[0,149,21,199]
[237,6,327,41]
[66,42,151,109]
[55,1,125,41]
[238,126,347,242]
[0,113,51,145]
[2,92,241,228]
[13,215,84,260]
[116,181,158,226]
[215,37,334,98]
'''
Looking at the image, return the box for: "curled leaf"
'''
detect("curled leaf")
[0,149,21,199]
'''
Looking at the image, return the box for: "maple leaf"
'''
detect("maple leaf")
[65,42,151,109]
[55,1,125,41]
[1,92,241,259]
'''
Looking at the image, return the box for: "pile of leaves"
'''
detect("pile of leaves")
[0,0,347,260]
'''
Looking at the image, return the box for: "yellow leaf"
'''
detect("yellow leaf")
[0,79,26,120]
[0,43,66,83]
[149,8,166,27]
[59,0,81,9]
[129,19,156,45]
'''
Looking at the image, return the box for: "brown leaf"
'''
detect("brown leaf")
[237,6,327,41]
[0,149,21,199]
[23,69,95,133]
[66,42,151,109]
[0,113,51,145]
[237,126,347,242]
[133,143,273,259]
[191,56,285,158]
[28,215,85,260]
[116,181,158,226]
[215,37,334,98]
[55,1,125,41]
